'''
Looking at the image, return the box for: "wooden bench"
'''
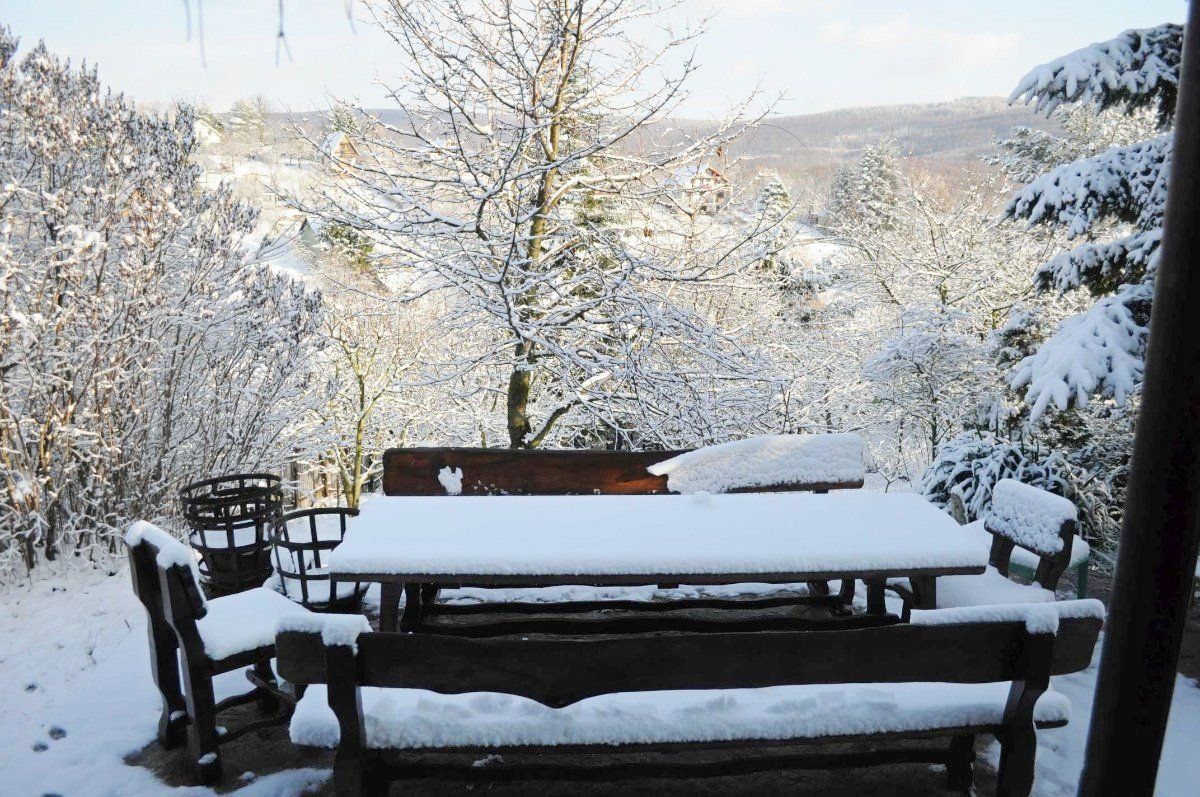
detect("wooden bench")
[381,446,865,496]
[276,600,1104,796]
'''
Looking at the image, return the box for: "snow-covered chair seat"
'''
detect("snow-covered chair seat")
[935,567,1055,608]
[196,586,308,661]
[646,433,866,494]
[124,521,321,785]
[926,481,1080,611]
[276,601,1105,796]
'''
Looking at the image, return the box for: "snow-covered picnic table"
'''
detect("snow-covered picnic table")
[330,492,987,630]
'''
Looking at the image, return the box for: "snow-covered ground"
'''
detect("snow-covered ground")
[2,567,1199,795]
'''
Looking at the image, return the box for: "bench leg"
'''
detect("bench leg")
[996,722,1038,797]
[946,734,975,792]
[333,750,365,796]
[806,580,831,597]
[147,620,187,749]
[181,661,221,785]
[1076,560,1088,599]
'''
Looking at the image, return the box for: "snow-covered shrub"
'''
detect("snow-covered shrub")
[0,31,322,577]
[921,431,1117,546]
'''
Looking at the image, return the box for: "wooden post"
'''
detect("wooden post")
[1080,5,1200,793]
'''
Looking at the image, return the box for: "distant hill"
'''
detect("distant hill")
[632,97,1061,191]
[281,97,1057,193]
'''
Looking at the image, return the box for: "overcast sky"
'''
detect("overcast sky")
[0,1,1186,118]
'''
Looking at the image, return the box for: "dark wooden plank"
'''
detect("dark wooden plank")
[339,565,986,587]
[276,616,1102,707]
[381,446,864,496]
[417,610,901,638]
[374,746,955,782]
[383,447,685,496]
[427,593,837,615]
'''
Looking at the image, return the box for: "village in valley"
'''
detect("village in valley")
[1,2,1199,796]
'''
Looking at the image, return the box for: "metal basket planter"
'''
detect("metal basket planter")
[272,507,366,612]
[180,473,284,598]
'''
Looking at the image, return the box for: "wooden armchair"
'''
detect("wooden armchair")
[125,521,308,784]
[897,481,1078,614]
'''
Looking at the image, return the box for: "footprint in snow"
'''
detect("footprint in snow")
[48,726,66,740]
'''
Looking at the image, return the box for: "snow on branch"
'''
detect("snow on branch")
[1009,24,1181,125]
[1010,282,1150,420]
[1033,228,1161,296]
[1005,134,1169,238]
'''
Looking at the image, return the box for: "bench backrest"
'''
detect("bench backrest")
[984,480,1078,590]
[381,446,862,496]
[277,602,1103,709]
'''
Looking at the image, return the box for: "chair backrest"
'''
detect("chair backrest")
[125,521,209,648]
[984,480,1079,590]
[273,507,366,611]
[277,601,1104,709]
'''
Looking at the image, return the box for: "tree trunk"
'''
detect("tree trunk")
[507,340,534,448]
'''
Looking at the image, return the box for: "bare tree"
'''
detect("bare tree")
[296,0,780,448]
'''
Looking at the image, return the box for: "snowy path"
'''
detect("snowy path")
[0,570,328,796]
[2,567,1199,795]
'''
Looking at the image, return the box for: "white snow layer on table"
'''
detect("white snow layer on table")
[988,480,1078,554]
[331,492,985,577]
[437,466,464,495]
[962,520,1091,569]
[291,681,1070,750]
[196,588,307,661]
[911,599,1105,635]
[277,612,371,652]
[646,433,865,494]
[123,520,207,606]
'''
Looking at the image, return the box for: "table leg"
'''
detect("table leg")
[864,578,887,615]
[420,584,441,614]
[400,583,425,631]
[910,575,938,610]
[379,582,402,632]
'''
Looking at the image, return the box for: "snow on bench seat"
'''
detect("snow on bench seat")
[988,479,1077,555]
[290,681,1070,750]
[646,433,865,495]
[196,587,306,661]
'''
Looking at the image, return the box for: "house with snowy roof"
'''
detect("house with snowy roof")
[193,117,223,147]
[321,130,360,170]
[671,151,731,216]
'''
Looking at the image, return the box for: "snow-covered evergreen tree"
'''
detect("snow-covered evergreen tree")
[1004,23,1180,420]
[919,24,1178,545]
